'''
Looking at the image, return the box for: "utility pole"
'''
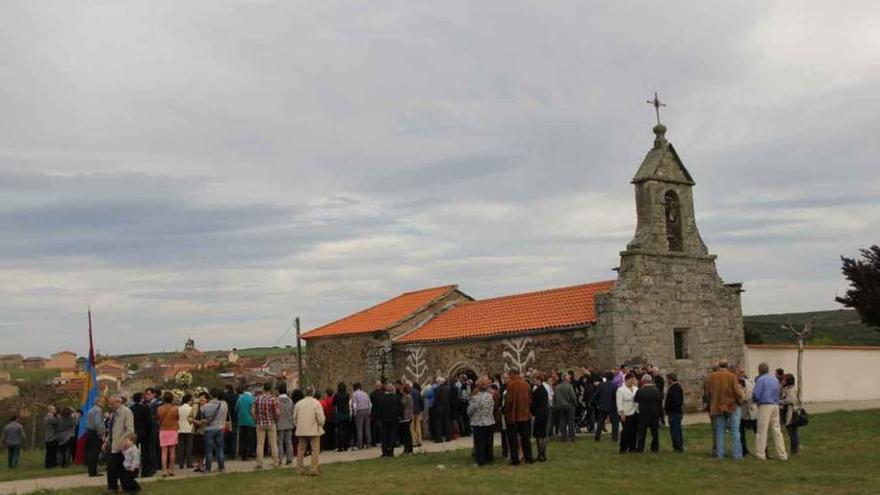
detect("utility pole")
[295,317,303,388]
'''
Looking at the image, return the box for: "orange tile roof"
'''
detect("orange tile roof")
[396,280,615,344]
[302,285,459,339]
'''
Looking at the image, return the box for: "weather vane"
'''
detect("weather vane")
[646,92,666,125]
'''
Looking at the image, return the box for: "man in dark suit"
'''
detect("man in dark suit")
[634,374,662,452]
[664,373,685,452]
[374,384,402,457]
[432,378,452,442]
[593,371,619,442]
[652,367,666,426]
[369,382,384,447]
[130,392,155,477]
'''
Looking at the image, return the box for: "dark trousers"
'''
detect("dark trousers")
[740,419,756,455]
[225,426,237,457]
[456,400,471,436]
[137,433,154,476]
[594,409,619,441]
[322,422,335,451]
[370,417,380,447]
[107,452,140,493]
[335,419,350,450]
[433,411,451,442]
[56,438,73,467]
[668,413,684,451]
[584,404,597,432]
[85,429,101,476]
[380,421,397,457]
[786,425,800,454]
[636,413,659,452]
[238,426,256,460]
[400,421,413,453]
[506,420,533,465]
[472,425,494,465]
[557,405,575,441]
[177,432,193,468]
[619,414,638,453]
[44,441,58,469]
[6,446,20,468]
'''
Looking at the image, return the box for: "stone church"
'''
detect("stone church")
[302,123,744,403]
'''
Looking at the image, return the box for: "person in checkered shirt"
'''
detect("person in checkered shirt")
[250,383,281,469]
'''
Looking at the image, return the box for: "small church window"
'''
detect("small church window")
[673,328,689,360]
[664,190,683,252]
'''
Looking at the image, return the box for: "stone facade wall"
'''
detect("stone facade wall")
[393,328,596,386]
[304,290,471,389]
[594,252,744,408]
[305,333,393,390]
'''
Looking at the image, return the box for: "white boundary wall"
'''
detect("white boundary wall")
[744,345,880,403]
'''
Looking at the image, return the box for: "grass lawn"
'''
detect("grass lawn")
[0,448,79,482]
[14,409,880,495]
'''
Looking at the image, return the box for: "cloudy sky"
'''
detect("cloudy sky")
[1,1,878,357]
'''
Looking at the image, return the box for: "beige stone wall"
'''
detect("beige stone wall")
[594,252,744,407]
[305,333,393,390]
[393,328,596,386]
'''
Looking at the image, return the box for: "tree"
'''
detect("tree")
[836,245,880,329]
[782,318,815,403]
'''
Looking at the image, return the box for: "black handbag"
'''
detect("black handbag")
[793,407,809,427]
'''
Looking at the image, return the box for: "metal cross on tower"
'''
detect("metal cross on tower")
[646,92,666,125]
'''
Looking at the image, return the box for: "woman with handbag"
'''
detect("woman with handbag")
[779,374,801,455]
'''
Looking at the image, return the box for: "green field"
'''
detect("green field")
[9,368,61,382]
[744,309,880,346]
[0,449,78,483]
[8,408,876,495]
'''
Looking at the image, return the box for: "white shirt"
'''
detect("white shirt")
[178,403,193,433]
[616,385,638,417]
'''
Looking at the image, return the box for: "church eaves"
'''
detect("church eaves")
[301,285,461,339]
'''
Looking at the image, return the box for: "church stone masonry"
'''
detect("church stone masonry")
[302,122,745,408]
[593,123,745,402]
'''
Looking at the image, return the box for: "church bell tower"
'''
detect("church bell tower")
[626,123,707,258]
[593,107,745,407]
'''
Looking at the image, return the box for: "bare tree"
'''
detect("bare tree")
[781,317,815,403]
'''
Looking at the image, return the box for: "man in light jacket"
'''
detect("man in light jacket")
[293,386,326,476]
[104,396,138,493]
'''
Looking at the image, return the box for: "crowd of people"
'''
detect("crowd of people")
[0,359,805,492]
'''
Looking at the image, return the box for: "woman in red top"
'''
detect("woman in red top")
[319,389,335,451]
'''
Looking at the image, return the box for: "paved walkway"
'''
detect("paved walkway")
[2,399,878,495]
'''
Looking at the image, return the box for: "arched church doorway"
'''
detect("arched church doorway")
[446,360,481,380]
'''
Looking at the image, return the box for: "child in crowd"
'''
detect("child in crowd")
[122,433,142,492]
